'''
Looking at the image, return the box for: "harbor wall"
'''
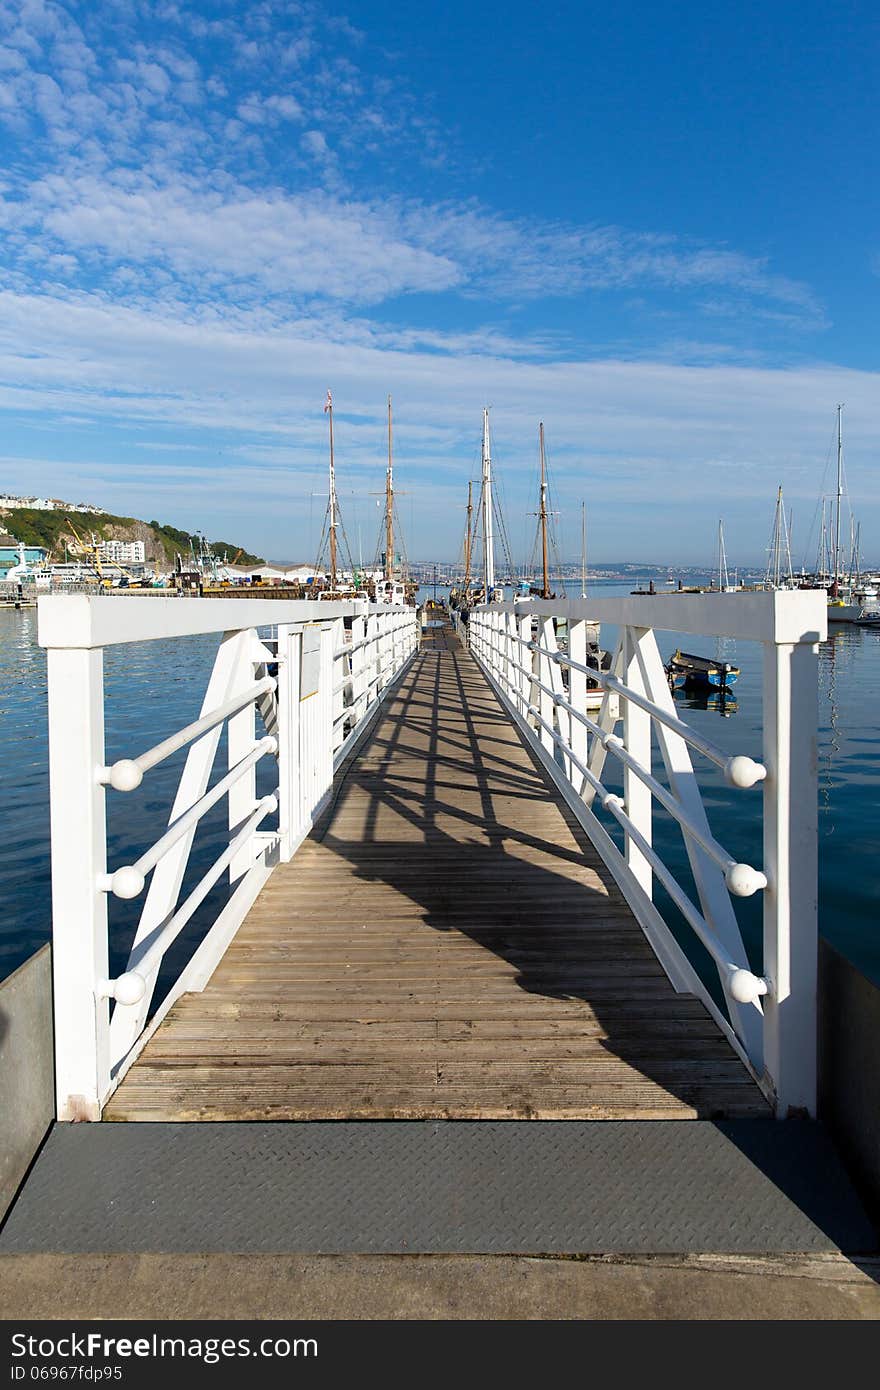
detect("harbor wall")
[0,946,54,1222]
[818,938,880,1224]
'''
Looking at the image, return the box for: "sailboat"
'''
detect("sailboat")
[449,481,477,610]
[532,421,554,600]
[480,408,501,602]
[373,396,415,605]
[716,520,739,592]
[465,408,503,604]
[826,405,862,622]
[764,486,794,590]
[315,391,357,598]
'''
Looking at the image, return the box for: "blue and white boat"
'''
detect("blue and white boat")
[666,648,740,691]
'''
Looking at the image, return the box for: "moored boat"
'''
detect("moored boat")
[666,648,740,691]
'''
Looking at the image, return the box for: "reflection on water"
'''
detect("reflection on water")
[2,591,879,990]
[672,687,739,718]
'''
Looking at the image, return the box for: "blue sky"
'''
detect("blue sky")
[0,0,878,565]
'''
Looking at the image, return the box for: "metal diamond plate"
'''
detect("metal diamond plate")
[1,1120,874,1254]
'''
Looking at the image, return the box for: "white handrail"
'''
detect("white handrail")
[467,590,825,1116]
[600,791,768,1006]
[98,795,279,1005]
[40,593,420,1119]
[100,676,277,791]
[99,736,277,898]
[484,641,765,893]
[524,634,766,786]
[525,700,769,995]
[532,690,765,894]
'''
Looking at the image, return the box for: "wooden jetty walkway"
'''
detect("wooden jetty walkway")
[106,619,767,1122]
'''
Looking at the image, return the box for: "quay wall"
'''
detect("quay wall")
[818,939,880,1225]
[0,946,53,1222]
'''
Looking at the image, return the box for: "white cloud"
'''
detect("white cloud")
[0,166,823,329]
[0,0,856,564]
[0,283,876,564]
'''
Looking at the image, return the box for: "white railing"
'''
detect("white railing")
[39,594,419,1120]
[467,590,827,1118]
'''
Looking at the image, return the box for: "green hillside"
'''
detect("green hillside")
[0,507,264,567]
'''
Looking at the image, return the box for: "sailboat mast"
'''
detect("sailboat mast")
[326,390,337,589]
[580,501,587,599]
[848,514,855,585]
[772,485,783,588]
[539,422,550,599]
[481,407,495,594]
[385,395,394,584]
[784,504,793,585]
[718,520,722,589]
[464,481,473,590]
[832,403,843,597]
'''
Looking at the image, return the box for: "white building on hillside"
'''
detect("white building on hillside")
[97,539,146,564]
[0,495,101,513]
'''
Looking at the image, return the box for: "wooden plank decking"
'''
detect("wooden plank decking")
[106,620,768,1121]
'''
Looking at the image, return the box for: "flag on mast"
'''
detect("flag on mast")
[324,390,332,412]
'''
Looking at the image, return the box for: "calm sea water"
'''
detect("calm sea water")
[1,582,878,997]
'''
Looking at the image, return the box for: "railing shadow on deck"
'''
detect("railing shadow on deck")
[312,630,879,1251]
[316,637,763,1118]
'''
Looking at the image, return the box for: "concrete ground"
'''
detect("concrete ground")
[0,1253,878,1320]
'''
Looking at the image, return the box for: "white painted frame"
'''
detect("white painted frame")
[39,594,419,1119]
[468,589,826,1117]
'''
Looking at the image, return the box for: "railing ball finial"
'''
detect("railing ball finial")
[723,755,767,789]
[724,862,769,897]
[106,759,144,792]
[113,972,146,1006]
[727,968,769,1005]
[110,865,146,899]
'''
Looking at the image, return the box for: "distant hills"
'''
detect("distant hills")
[0,506,264,568]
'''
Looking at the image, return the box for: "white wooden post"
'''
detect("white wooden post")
[582,633,624,807]
[538,616,556,755]
[763,638,819,1116]
[379,613,390,691]
[331,617,346,751]
[298,624,334,822]
[517,615,532,719]
[47,647,110,1120]
[386,613,396,684]
[504,613,517,702]
[568,618,588,784]
[491,611,502,681]
[276,623,301,862]
[622,626,653,898]
[351,614,366,723]
[367,612,379,700]
[227,630,260,881]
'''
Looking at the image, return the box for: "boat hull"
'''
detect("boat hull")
[666,648,739,691]
[671,669,738,690]
[827,603,862,623]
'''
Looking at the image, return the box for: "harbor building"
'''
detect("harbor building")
[0,533,48,579]
[96,538,146,565]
